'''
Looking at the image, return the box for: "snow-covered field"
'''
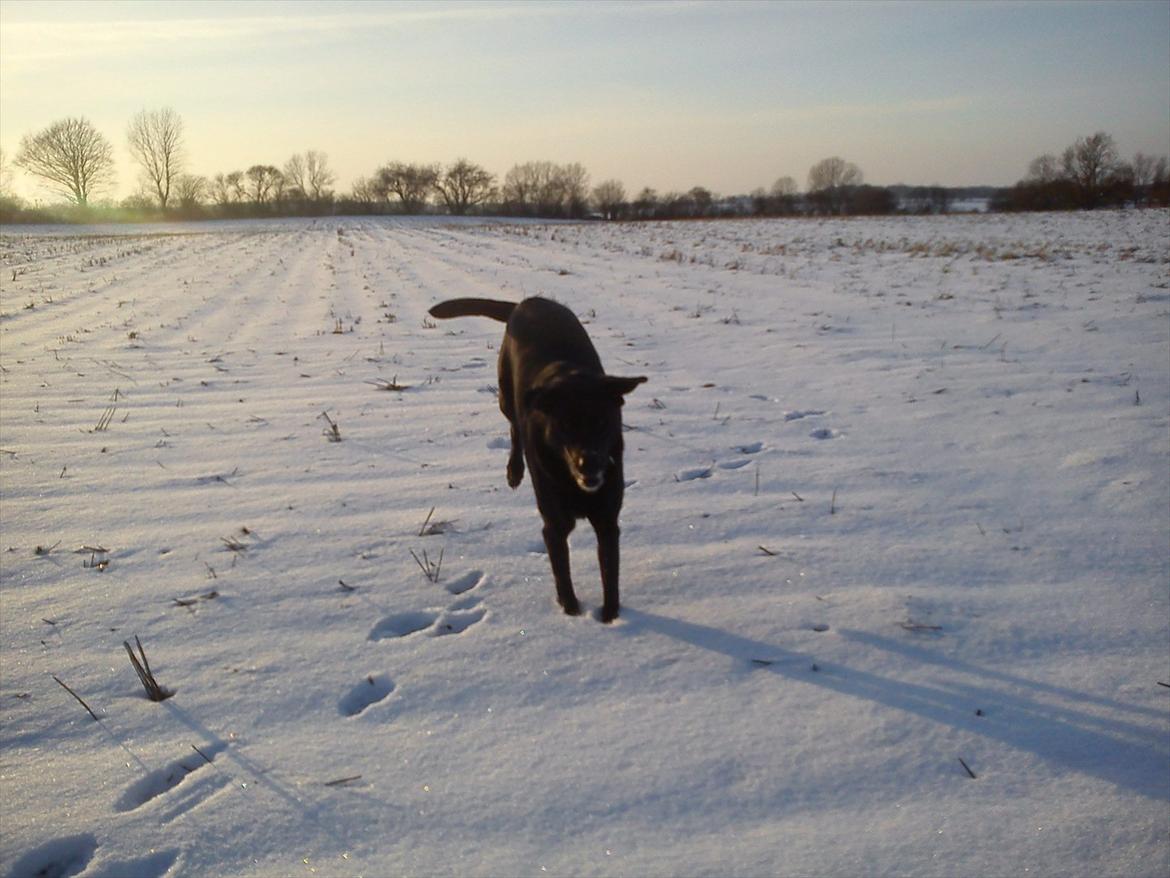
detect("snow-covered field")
[1,212,1167,878]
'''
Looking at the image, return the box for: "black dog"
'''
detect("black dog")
[428,297,645,622]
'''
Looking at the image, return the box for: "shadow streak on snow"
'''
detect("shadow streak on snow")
[621,608,1169,801]
[161,701,312,815]
[158,700,409,833]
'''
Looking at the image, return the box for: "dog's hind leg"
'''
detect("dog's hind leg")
[591,516,621,623]
[541,518,580,616]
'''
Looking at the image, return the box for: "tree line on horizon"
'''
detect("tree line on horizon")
[1,110,1167,224]
[992,131,1168,211]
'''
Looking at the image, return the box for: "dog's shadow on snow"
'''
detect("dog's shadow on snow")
[620,608,1168,800]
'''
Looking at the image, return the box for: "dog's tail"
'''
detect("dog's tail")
[429,298,516,322]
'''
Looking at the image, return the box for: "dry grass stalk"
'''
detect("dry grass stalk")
[52,674,100,721]
[82,550,109,571]
[124,635,174,701]
[366,375,410,392]
[899,621,943,633]
[418,506,436,536]
[94,403,117,432]
[92,388,122,432]
[221,535,248,552]
[410,546,444,583]
[418,507,456,536]
[320,411,342,442]
[173,590,219,608]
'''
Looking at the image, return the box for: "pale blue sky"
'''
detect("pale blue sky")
[1,0,1168,202]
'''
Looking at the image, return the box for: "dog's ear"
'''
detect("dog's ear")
[602,375,647,401]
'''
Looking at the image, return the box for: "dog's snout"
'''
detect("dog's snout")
[570,451,607,492]
[580,451,606,475]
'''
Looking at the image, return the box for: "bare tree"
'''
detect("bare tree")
[750,187,769,214]
[245,164,282,204]
[1130,152,1168,206]
[349,175,380,206]
[127,108,184,210]
[1010,150,1077,210]
[807,156,862,214]
[807,156,862,192]
[376,161,439,213]
[283,154,307,199]
[632,186,658,218]
[434,158,496,215]
[1154,156,1170,207]
[660,192,689,217]
[227,171,247,203]
[0,147,13,199]
[284,150,336,202]
[14,117,115,205]
[210,173,232,207]
[770,176,797,197]
[1061,131,1118,209]
[688,186,713,216]
[174,174,207,209]
[502,161,590,217]
[270,169,289,204]
[1131,152,1156,191]
[305,151,335,201]
[758,176,799,215]
[558,162,590,217]
[591,179,625,219]
[1026,153,1061,184]
[505,161,558,215]
[501,161,547,214]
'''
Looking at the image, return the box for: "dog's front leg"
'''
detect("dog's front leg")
[507,423,525,488]
[542,519,580,616]
[592,518,621,623]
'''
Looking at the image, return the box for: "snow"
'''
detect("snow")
[1,211,1167,878]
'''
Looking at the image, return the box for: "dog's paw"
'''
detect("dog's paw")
[559,598,582,617]
[507,462,524,488]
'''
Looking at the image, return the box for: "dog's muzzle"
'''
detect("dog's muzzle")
[575,472,604,493]
[569,452,609,493]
